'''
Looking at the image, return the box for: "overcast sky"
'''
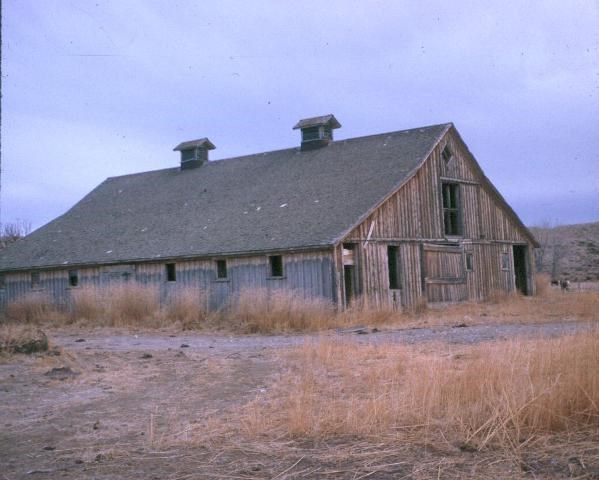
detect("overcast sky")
[2,0,598,231]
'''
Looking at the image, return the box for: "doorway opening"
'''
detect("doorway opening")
[513,245,529,295]
[344,265,355,306]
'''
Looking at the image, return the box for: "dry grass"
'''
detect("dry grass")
[163,288,211,329]
[70,284,162,327]
[535,273,551,297]
[4,283,598,333]
[240,331,599,451]
[227,288,335,333]
[4,292,64,324]
[0,323,48,354]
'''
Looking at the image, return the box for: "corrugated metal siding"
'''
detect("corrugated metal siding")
[0,250,335,311]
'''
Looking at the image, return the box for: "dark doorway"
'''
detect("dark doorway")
[344,265,355,306]
[513,245,529,295]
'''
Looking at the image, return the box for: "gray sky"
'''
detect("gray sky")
[2,0,598,231]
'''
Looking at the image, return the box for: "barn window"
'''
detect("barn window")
[0,273,5,289]
[68,270,79,287]
[269,255,284,277]
[166,263,177,282]
[501,252,510,271]
[216,259,228,279]
[442,145,453,163]
[31,271,40,289]
[442,183,461,236]
[465,253,473,271]
[387,246,401,289]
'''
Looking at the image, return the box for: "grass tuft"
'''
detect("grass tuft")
[0,323,49,354]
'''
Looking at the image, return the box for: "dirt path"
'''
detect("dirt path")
[0,320,595,479]
[51,319,591,353]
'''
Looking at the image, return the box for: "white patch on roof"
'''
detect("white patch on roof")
[280,203,287,208]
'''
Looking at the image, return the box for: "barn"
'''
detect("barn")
[0,115,538,311]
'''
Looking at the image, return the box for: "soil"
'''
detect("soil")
[0,320,596,479]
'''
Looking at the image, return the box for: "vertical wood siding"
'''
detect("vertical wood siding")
[342,128,534,308]
[0,250,335,311]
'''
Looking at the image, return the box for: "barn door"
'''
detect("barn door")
[342,243,359,306]
[513,245,530,295]
[423,244,468,303]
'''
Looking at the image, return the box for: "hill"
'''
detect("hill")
[529,221,599,281]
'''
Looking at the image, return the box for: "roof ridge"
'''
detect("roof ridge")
[106,122,453,181]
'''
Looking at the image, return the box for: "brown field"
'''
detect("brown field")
[1,286,598,479]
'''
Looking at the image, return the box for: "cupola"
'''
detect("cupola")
[173,138,216,170]
[293,114,341,151]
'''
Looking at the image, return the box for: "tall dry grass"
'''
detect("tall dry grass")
[4,292,64,324]
[163,288,210,329]
[228,288,335,333]
[241,331,599,449]
[69,284,161,327]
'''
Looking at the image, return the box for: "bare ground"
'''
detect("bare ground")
[1,320,596,479]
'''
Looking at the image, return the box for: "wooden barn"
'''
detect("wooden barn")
[0,115,538,311]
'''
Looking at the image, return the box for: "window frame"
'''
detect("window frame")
[465,253,474,272]
[441,182,462,236]
[268,255,284,278]
[31,271,41,289]
[442,145,453,164]
[68,269,79,288]
[302,126,321,142]
[165,263,177,282]
[215,259,228,280]
[501,252,510,271]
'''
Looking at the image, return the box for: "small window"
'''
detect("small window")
[442,145,453,163]
[442,183,461,236]
[501,253,510,271]
[31,271,40,289]
[269,255,284,277]
[166,263,177,282]
[216,259,228,279]
[387,246,401,290]
[181,149,196,162]
[465,253,473,271]
[68,270,79,287]
[302,126,321,142]
[0,273,5,289]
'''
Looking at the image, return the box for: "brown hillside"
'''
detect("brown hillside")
[529,221,599,281]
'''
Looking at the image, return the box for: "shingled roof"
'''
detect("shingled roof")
[0,123,451,270]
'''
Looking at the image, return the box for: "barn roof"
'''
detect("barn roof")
[1,123,455,270]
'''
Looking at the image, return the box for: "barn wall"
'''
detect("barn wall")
[0,250,335,311]
[342,128,534,308]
